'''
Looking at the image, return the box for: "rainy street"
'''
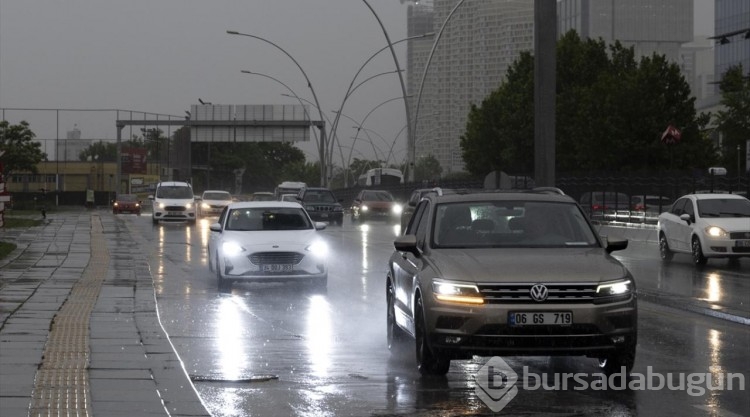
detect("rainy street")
[120,215,750,417]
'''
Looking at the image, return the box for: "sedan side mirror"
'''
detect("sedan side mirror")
[679,213,692,225]
[314,222,327,230]
[209,223,222,232]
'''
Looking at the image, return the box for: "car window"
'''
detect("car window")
[683,199,695,218]
[203,192,231,200]
[226,207,312,231]
[406,200,429,235]
[697,198,750,218]
[118,194,138,202]
[433,201,597,248]
[670,198,688,215]
[217,206,229,227]
[362,191,394,201]
[414,201,431,248]
[303,190,336,203]
[157,186,193,199]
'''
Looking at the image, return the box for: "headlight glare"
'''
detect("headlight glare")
[596,280,632,296]
[158,202,166,209]
[705,226,728,238]
[202,203,210,209]
[306,240,328,258]
[361,205,369,212]
[222,241,245,256]
[392,204,403,214]
[185,203,193,209]
[432,280,484,304]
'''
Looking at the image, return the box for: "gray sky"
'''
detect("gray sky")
[0,1,715,164]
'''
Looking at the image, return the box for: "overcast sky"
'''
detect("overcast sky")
[0,0,715,164]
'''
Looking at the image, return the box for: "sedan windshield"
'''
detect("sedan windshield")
[117,194,138,202]
[433,201,598,248]
[226,207,312,231]
[203,192,231,201]
[362,191,394,201]
[697,198,750,218]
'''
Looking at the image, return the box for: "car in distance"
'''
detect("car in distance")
[280,193,298,202]
[351,189,402,223]
[658,193,750,266]
[250,191,276,202]
[112,194,141,215]
[387,188,636,376]
[198,190,233,217]
[207,202,329,291]
[401,188,439,230]
[297,187,344,226]
[580,191,630,221]
[149,181,196,224]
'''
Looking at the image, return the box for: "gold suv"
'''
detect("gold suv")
[387,188,637,376]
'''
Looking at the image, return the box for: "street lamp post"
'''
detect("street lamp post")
[227,30,328,186]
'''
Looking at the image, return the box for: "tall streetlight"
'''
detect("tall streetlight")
[327,32,434,181]
[227,30,328,186]
[240,70,321,158]
[360,0,413,181]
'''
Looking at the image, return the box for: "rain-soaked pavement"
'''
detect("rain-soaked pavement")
[121,214,749,417]
[1,210,748,416]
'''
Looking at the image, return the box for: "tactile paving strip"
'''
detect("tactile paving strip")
[29,215,108,416]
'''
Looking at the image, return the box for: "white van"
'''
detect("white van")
[150,181,196,224]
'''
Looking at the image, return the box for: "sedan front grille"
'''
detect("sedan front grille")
[249,252,304,265]
[477,282,599,304]
[729,231,750,240]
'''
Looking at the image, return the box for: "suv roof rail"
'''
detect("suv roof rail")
[531,187,565,195]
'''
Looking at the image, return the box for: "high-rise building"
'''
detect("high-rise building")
[406,0,533,174]
[557,0,693,63]
[56,125,88,161]
[714,0,749,82]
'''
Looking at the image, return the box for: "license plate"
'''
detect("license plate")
[262,264,294,272]
[736,240,750,247]
[509,312,572,326]
[320,213,328,218]
[167,211,182,216]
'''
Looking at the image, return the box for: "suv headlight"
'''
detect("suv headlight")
[596,279,632,296]
[158,202,166,209]
[222,241,246,256]
[432,279,484,304]
[705,226,728,238]
[392,204,403,214]
[185,202,193,209]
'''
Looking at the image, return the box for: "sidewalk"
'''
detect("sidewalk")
[0,212,747,416]
[0,210,210,416]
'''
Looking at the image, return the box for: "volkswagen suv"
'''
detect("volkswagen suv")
[386,188,637,376]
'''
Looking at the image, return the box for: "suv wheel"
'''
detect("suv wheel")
[659,233,673,261]
[598,339,636,376]
[387,280,408,352]
[692,237,707,266]
[414,296,450,376]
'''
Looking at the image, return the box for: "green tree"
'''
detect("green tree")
[460,31,717,177]
[414,154,443,181]
[79,141,117,162]
[714,65,750,174]
[0,120,47,177]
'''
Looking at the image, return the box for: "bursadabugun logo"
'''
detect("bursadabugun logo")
[475,357,518,412]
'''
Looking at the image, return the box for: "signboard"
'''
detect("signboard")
[661,124,682,145]
[189,104,311,143]
[122,147,148,174]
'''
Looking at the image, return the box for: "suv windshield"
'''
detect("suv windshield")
[156,186,193,199]
[432,201,598,248]
[362,191,394,201]
[303,190,336,203]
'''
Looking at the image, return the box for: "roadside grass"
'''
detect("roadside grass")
[0,241,17,260]
[3,217,43,228]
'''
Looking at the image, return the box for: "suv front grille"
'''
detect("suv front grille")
[477,282,599,304]
[249,252,303,265]
[165,206,186,212]
[308,205,334,211]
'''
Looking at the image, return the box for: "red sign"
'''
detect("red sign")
[122,147,148,174]
[661,124,682,145]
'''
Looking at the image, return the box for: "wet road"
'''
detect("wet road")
[121,215,750,417]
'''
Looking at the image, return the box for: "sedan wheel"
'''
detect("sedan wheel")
[414,297,450,376]
[659,234,673,261]
[216,254,231,292]
[692,237,707,266]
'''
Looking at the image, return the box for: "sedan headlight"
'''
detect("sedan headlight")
[305,240,328,258]
[222,241,246,256]
[113,202,119,207]
[596,280,632,296]
[361,205,369,212]
[201,202,211,209]
[705,226,728,238]
[392,204,403,215]
[432,279,484,304]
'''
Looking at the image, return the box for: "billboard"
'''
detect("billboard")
[189,104,311,143]
[122,147,148,174]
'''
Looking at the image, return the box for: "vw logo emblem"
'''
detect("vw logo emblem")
[530,284,548,302]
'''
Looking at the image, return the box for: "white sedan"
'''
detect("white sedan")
[658,193,750,266]
[208,202,329,291]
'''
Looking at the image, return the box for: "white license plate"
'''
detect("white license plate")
[736,240,750,247]
[262,264,294,272]
[509,312,572,326]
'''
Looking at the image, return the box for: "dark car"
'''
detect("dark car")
[297,187,344,226]
[351,189,402,223]
[401,188,439,230]
[112,194,142,215]
[387,187,636,376]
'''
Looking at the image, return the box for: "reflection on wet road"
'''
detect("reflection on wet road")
[124,216,749,416]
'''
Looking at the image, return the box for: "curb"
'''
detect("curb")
[637,289,750,326]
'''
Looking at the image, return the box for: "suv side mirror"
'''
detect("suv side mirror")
[605,237,628,254]
[394,235,420,257]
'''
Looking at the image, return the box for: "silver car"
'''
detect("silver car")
[387,188,637,376]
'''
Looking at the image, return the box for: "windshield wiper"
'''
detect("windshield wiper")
[700,212,720,217]
[719,212,750,217]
